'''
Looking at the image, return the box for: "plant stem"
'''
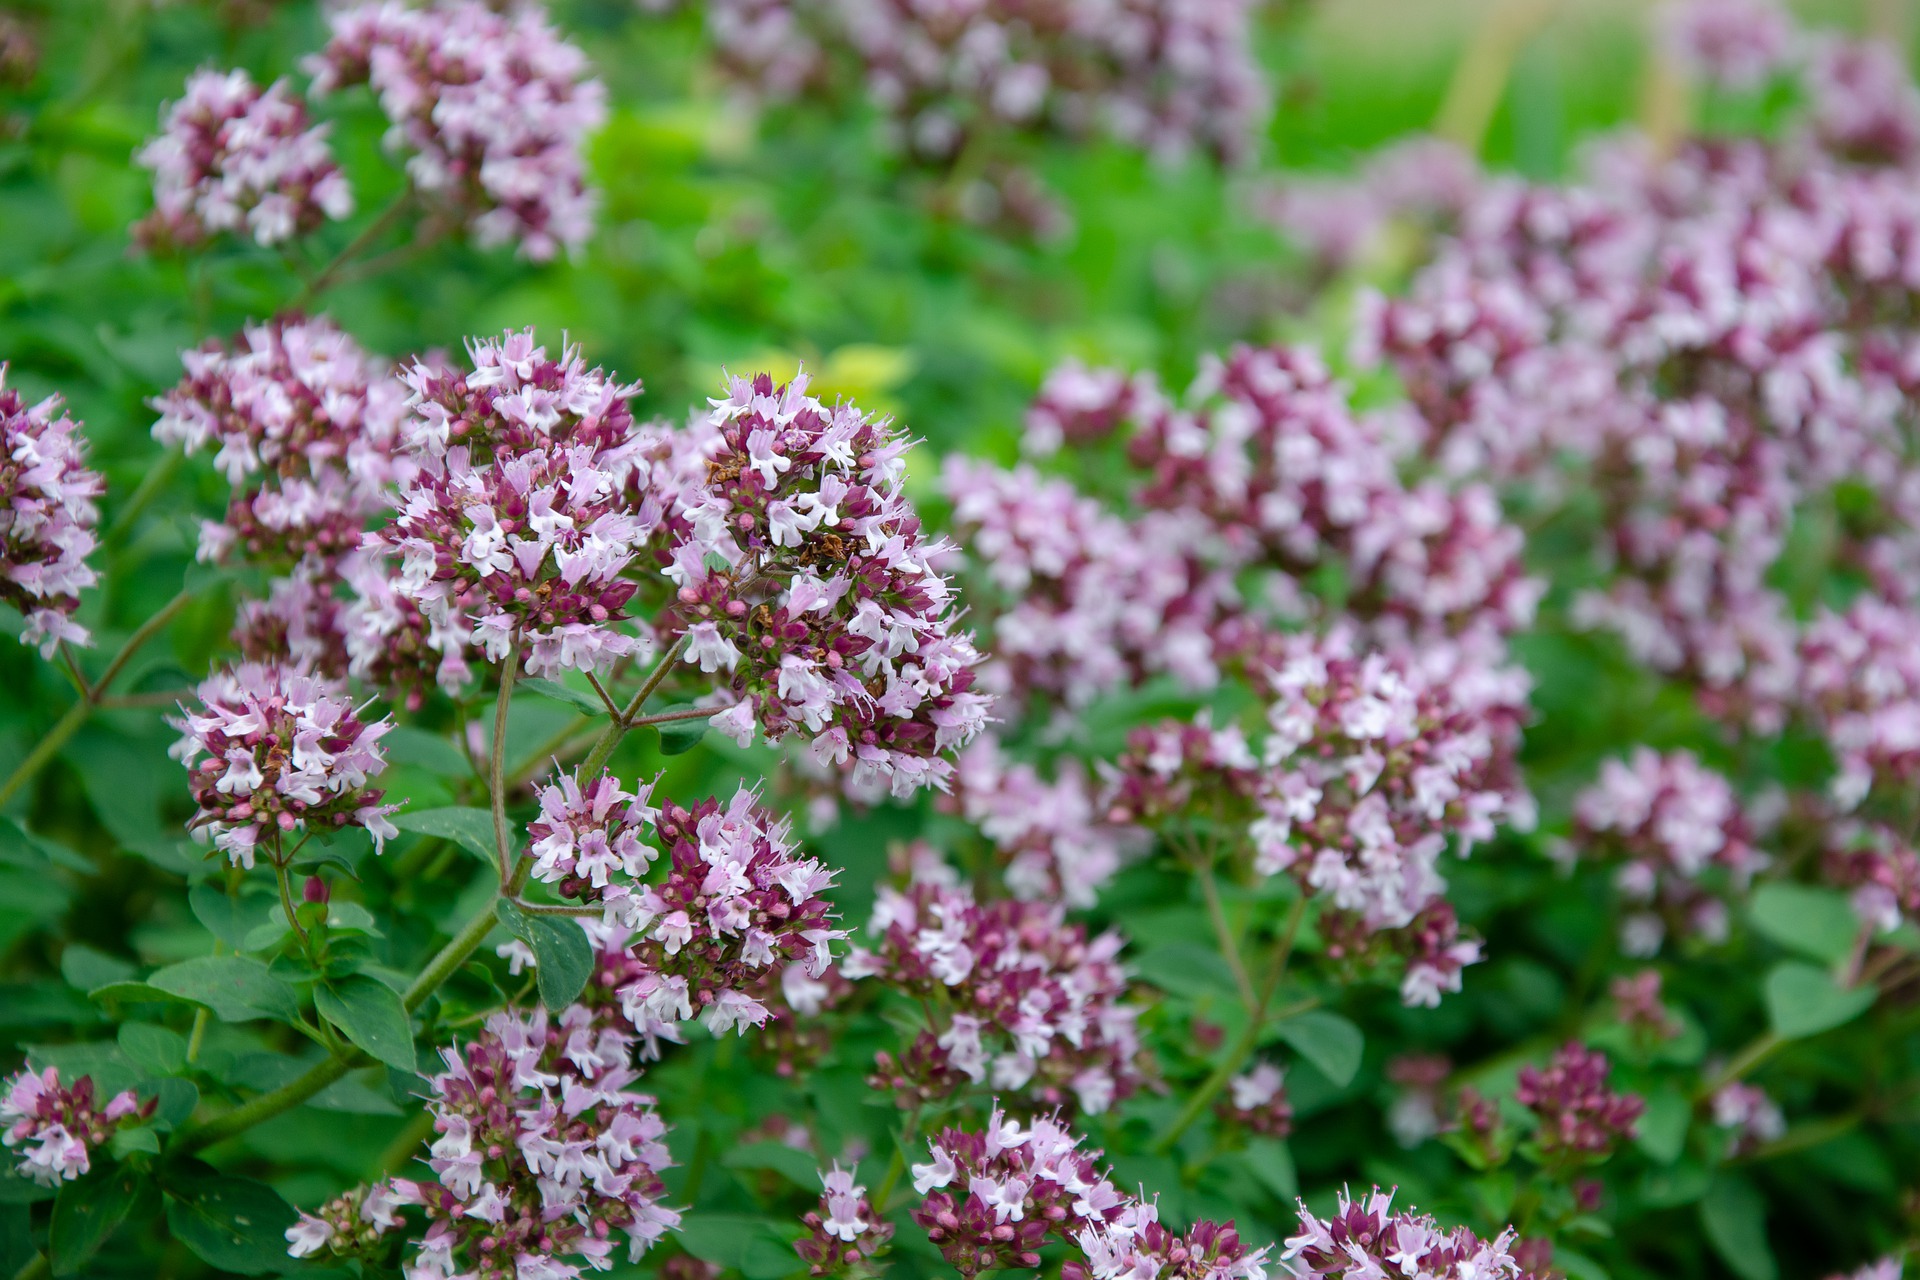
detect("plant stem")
[489,640,523,883]
[171,1051,358,1156]
[274,858,312,952]
[12,1252,49,1280]
[103,451,182,551]
[294,190,413,307]
[404,895,505,1012]
[1697,1032,1784,1101]
[1197,862,1255,1008]
[1155,895,1308,1153]
[579,633,688,777]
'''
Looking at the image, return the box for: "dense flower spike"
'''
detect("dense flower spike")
[909,1108,1134,1277]
[1798,597,1920,809]
[653,371,990,796]
[170,662,398,868]
[850,868,1142,1115]
[341,548,480,703]
[385,331,649,678]
[550,785,844,1039]
[1,1068,145,1187]
[287,1005,680,1277]
[1658,0,1798,90]
[310,0,605,260]
[1105,629,1523,1003]
[135,68,351,249]
[152,315,410,567]
[1515,1043,1643,1162]
[795,1163,894,1276]
[1571,748,1764,955]
[1257,136,1480,277]
[1281,1186,1524,1279]
[677,0,1263,233]
[0,367,101,656]
[1823,820,1920,934]
[1070,1212,1271,1280]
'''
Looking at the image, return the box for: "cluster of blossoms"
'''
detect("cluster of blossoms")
[650,371,990,796]
[385,330,649,680]
[908,1107,1138,1277]
[2,1067,145,1187]
[1514,1043,1644,1163]
[1217,1061,1291,1138]
[531,780,844,1040]
[1281,1186,1529,1280]
[1069,1211,1270,1280]
[152,315,411,568]
[1254,136,1480,279]
[673,0,1263,233]
[1105,628,1525,1005]
[1797,596,1920,811]
[1825,821,1920,934]
[1570,748,1765,955]
[134,68,351,250]
[169,662,398,868]
[0,368,101,656]
[947,737,1140,908]
[851,862,1142,1115]
[795,1163,893,1276]
[1657,0,1798,89]
[287,1005,680,1278]
[1610,969,1682,1044]
[941,458,1234,712]
[310,0,605,260]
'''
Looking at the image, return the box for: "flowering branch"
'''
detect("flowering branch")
[578,632,689,777]
[489,638,524,883]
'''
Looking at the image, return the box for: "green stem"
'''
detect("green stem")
[579,634,689,777]
[293,190,413,308]
[489,640,523,883]
[102,451,182,551]
[0,699,91,813]
[1697,1032,1785,1101]
[1197,862,1254,1008]
[1155,895,1308,1153]
[12,1251,49,1280]
[171,1051,358,1156]
[404,896,505,1012]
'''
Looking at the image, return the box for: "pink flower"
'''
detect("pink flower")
[0,366,101,657]
[2,1067,147,1187]
[135,68,351,249]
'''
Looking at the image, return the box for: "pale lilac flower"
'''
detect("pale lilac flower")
[1710,1082,1785,1155]
[1070,1210,1270,1280]
[1659,0,1798,90]
[2,1067,146,1187]
[152,315,411,568]
[0,367,101,657]
[1219,1061,1292,1138]
[136,68,351,249]
[170,662,398,868]
[1281,1186,1525,1279]
[796,1162,894,1274]
[310,0,605,260]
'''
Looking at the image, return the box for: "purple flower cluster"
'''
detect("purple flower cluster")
[1824,820,1920,934]
[1514,1043,1644,1163]
[0,368,101,657]
[1798,596,1920,810]
[1709,1082,1785,1155]
[151,315,411,568]
[1658,0,1798,90]
[947,736,1140,908]
[908,1107,1135,1278]
[652,371,990,796]
[135,68,351,249]
[678,0,1263,233]
[1281,1186,1526,1280]
[1218,1061,1292,1138]
[1069,1213,1271,1280]
[1105,629,1525,1005]
[849,869,1142,1116]
[1571,748,1765,955]
[2,1067,145,1187]
[545,784,844,1040]
[310,0,605,260]
[795,1163,893,1276]
[386,330,649,679]
[286,1005,680,1278]
[169,661,398,868]
[1255,136,1480,277]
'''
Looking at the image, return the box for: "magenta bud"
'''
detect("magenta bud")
[302,875,328,905]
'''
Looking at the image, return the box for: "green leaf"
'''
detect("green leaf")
[392,807,499,865]
[1273,1011,1364,1087]
[0,818,92,874]
[188,883,266,950]
[1136,943,1241,1000]
[496,900,594,1008]
[677,1213,801,1280]
[147,956,300,1024]
[1763,962,1876,1039]
[1699,1174,1777,1280]
[107,1127,160,1159]
[382,725,472,776]
[140,1077,199,1129]
[59,945,134,992]
[116,1022,185,1077]
[521,676,610,717]
[164,1173,297,1276]
[313,975,417,1073]
[1749,884,1861,965]
[723,1140,824,1190]
[1239,1137,1298,1201]
[1635,1087,1692,1165]
[50,1164,144,1276]
[656,711,709,755]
